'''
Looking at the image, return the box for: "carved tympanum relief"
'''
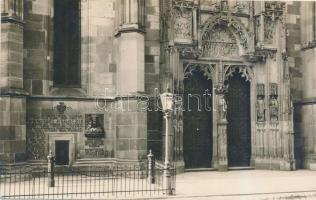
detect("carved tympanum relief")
[202,25,239,58]
[201,15,249,59]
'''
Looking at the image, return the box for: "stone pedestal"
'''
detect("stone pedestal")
[115,99,147,161]
[84,138,105,158]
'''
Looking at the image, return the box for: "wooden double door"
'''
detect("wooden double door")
[183,70,251,169]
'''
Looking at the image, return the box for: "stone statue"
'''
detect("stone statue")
[270,96,279,121]
[256,96,265,122]
[218,95,227,121]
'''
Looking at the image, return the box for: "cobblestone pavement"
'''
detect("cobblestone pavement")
[163,170,316,200]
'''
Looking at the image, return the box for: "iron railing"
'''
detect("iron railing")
[0,164,176,199]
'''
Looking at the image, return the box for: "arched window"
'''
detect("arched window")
[54,0,80,87]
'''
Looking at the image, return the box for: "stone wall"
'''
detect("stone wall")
[26,99,115,161]
[144,0,160,95]
[144,0,163,160]
[1,1,26,164]
[286,1,303,101]
[23,0,117,97]
[23,0,51,95]
[294,1,316,170]
[0,97,26,163]
[285,1,302,168]
[1,23,23,89]
[81,0,116,96]
[115,99,147,160]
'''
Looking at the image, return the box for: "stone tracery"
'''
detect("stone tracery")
[183,63,215,80]
[201,15,250,52]
[224,65,253,82]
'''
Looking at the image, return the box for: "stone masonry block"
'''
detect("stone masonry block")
[0,126,15,140]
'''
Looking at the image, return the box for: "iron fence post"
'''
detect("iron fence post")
[47,151,55,187]
[147,149,155,184]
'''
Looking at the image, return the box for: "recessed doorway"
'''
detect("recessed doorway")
[226,72,251,167]
[55,140,70,165]
[183,69,213,169]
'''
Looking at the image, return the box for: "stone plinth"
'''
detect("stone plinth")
[217,120,228,171]
[115,99,147,161]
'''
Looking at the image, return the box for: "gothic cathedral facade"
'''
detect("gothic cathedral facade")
[1,0,316,171]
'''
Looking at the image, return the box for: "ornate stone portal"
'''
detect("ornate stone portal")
[163,0,295,171]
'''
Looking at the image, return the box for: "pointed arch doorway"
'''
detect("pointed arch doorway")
[225,71,251,167]
[183,69,213,169]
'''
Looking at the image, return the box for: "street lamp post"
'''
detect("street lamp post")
[160,91,174,195]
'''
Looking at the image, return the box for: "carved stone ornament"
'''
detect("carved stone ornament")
[218,94,227,122]
[215,83,228,95]
[264,17,276,44]
[243,47,277,63]
[183,63,215,80]
[224,65,253,82]
[264,2,285,21]
[202,15,249,50]
[85,114,105,138]
[55,102,72,115]
[202,25,239,58]
[173,7,192,43]
[270,96,279,122]
[172,0,195,10]
[177,46,202,58]
[200,0,250,14]
[269,83,279,122]
[256,84,266,122]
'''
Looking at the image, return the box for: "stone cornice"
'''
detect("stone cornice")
[114,25,146,37]
[1,16,24,26]
[243,47,277,63]
[294,97,316,106]
[0,88,29,97]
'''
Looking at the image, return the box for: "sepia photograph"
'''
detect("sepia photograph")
[0,0,316,199]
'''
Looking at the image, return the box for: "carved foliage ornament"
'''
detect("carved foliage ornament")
[224,65,253,82]
[177,46,202,58]
[183,63,215,80]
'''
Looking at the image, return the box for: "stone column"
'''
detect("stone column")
[115,0,147,161]
[0,0,27,164]
[280,53,296,171]
[215,86,228,171]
